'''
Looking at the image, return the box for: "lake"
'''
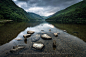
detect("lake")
[0,21,86,57]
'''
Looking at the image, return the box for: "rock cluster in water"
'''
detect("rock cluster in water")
[9,28,64,53]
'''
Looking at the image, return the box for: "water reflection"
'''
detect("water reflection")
[0,22,86,57]
[0,21,42,45]
[48,22,86,42]
[53,41,56,50]
[24,38,27,44]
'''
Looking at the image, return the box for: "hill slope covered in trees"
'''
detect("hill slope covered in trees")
[0,0,43,21]
[46,0,86,24]
[27,12,43,21]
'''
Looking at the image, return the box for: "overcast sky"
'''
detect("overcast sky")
[12,0,82,16]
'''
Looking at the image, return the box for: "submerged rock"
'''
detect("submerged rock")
[49,29,51,31]
[27,31,35,34]
[53,40,56,47]
[10,48,18,53]
[57,32,60,34]
[15,38,22,41]
[24,38,27,44]
[13,45,25,49]
[31,34,40,42]
[41,34,52,40]
[23,34,31,38]
[54,33,58,37]
[10,45,25,53]
[53,40,56,50]
[32,43,44,50]
[41,32,45,33]
[41,30,44,31]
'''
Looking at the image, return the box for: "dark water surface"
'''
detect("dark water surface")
[0,21,86,57]
[49,22,86,42]
[0,21,42,45]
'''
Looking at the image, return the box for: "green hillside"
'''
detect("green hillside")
[46,0,86,24]
[0,0,43,22]
[27,12,43,21]
[0,0,30,21]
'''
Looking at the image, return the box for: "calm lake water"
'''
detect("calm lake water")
[0,21,86,57]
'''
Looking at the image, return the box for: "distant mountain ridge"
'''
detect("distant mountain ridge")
[46,0,86,24]
[42,15,53,19]
[0,0,43,21]
[27,12,43,20]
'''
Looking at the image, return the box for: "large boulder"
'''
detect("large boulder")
[23,34,31,38]
[32,43,44,50]
[41,34,52,40]
[27,31,35,34]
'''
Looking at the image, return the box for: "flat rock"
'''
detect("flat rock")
[32,43,44,50]
[23,34,31,38]
[27,31,35,34]
[41,34,52,40]
[54,33,58,37]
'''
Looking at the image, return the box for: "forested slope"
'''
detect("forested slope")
[46,0,86,24]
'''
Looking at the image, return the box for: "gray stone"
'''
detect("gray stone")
[27,31,35,34]
[41,34,52,40]
[23,34,31,38]
[54,33,58,37]
[32,43,44,50]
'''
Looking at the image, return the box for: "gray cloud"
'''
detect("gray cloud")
[12,0,82,16]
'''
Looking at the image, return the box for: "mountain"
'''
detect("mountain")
[42,15,53,19]
[0,0,43,22]
[42,16,48,19]
[46,0,86,24]
[27,12,43,21]
[0,0,30,21]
